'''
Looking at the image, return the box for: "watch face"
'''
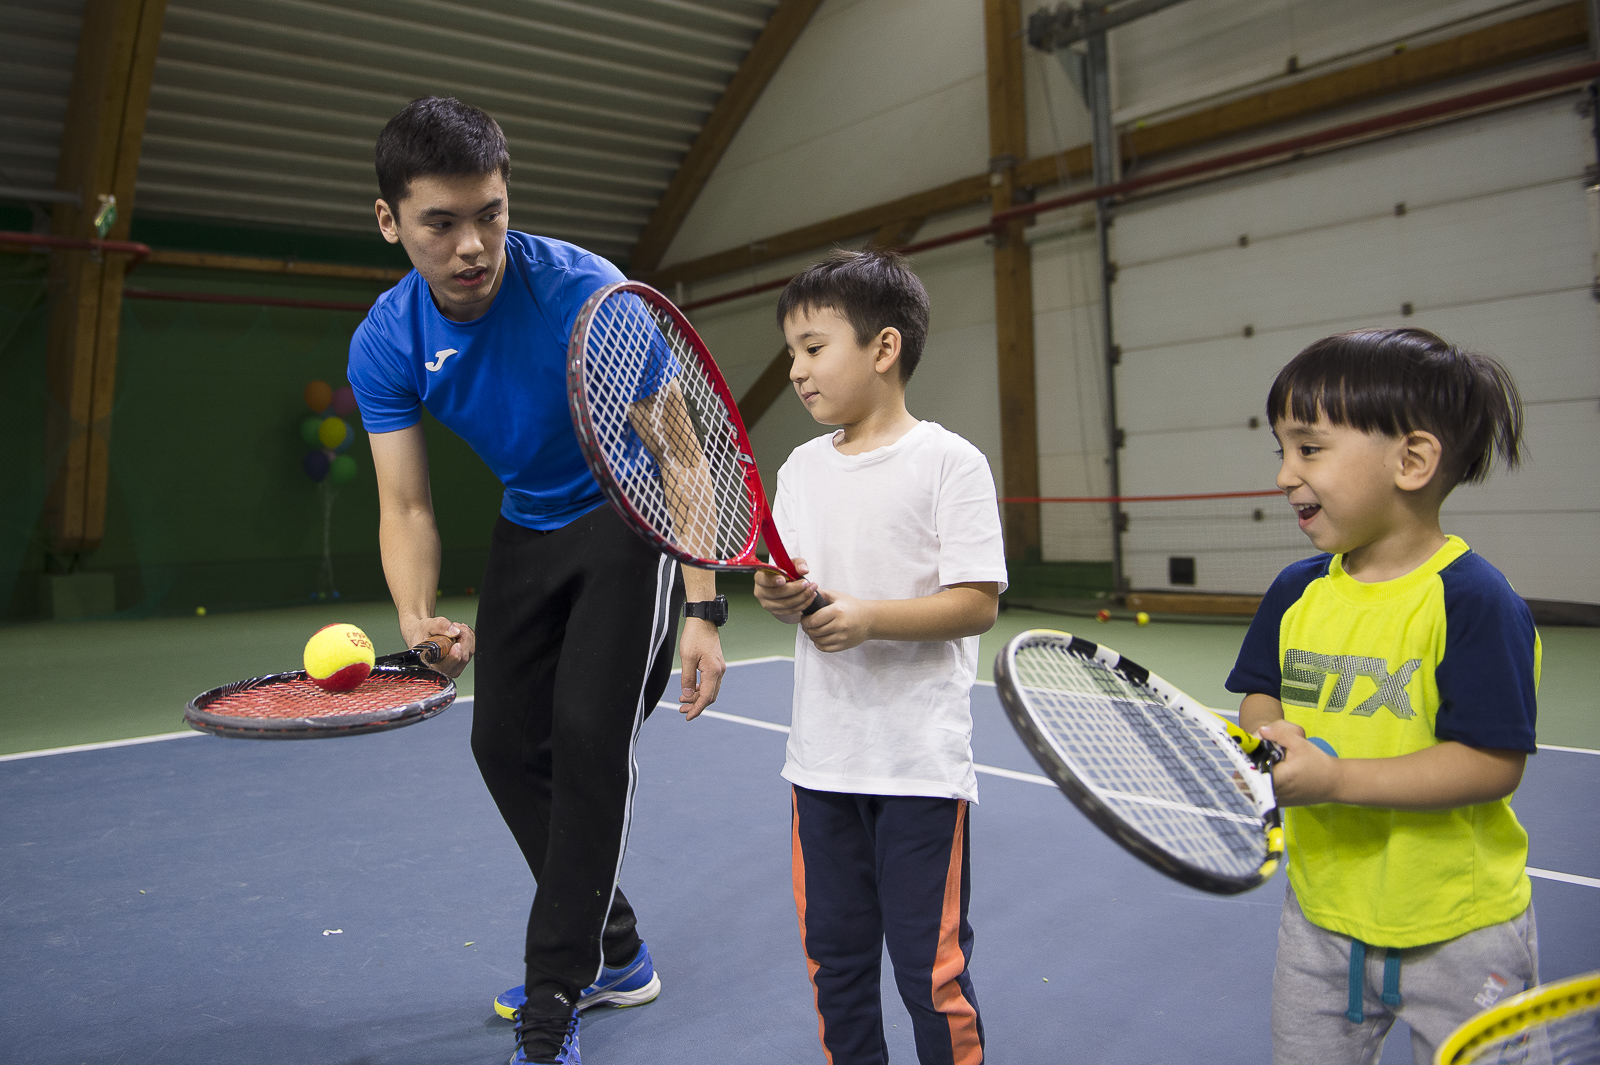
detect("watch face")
[688,596,728,626]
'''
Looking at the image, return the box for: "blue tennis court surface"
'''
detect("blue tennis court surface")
[3,659,1595,1064]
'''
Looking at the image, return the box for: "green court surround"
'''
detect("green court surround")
[7,589,1596,757]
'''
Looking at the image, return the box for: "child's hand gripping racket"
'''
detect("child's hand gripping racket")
[566,280,821,613]
[994,629,1285,895]
[185,635,457,739]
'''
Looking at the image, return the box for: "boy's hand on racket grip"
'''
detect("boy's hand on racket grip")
[1257,721,1340,807]
[799,591,871,653]
[403,619,474,678]
[753,559,821,623]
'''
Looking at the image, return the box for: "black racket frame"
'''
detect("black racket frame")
[184,644,456,740]
[994,630,1282,895]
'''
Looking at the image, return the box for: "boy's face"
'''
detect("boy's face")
[1273,415,1413,555]
[375,171,508,322]
[783,305,899,426]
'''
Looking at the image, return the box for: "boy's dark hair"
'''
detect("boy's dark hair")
[375,97,510,217]
[1267,327,1523,489]
[776,249,931,381]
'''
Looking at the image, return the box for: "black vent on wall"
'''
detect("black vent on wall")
[1169,557,1196,586]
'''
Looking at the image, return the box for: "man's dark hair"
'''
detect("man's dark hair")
[375,96,510,217]
[1267,327,1524,489]
[776,249,931,381]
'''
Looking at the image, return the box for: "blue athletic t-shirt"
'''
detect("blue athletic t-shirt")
[347,231,620,530]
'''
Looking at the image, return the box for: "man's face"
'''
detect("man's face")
[375,171,508,322]
[783,305,894,427]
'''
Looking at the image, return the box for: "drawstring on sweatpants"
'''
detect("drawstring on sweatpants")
[1345,940,1402,1023]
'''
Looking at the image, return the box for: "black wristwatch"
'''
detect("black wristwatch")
[684,595,729,627]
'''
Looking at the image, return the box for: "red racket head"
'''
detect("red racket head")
[568,281,802,579]
[185,643,457,739]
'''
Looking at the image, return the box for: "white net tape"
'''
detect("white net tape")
[579,290,759,565]
[1012,638,1267,880]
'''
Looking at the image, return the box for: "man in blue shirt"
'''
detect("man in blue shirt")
[348,97,726,1065]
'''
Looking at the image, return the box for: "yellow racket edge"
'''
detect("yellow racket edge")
[1434,969,1600,1065]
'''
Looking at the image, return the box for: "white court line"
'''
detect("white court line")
[699,709,790,734]
[1528,868,1600,889]
[694,696,1600,891]
[9,662,1595,892]
[0,730,203,762]
[689,705,1057,787]
[0,656,793,763]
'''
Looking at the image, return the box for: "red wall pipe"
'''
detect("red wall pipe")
[0,230,152,265]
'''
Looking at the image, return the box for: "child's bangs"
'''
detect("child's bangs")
[1265,337,1409,438]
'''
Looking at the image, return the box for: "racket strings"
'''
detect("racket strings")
[1463,1007,1600,1065]
[582,294,757,563]
[197,672,450,719]
[1013,642,1266,878]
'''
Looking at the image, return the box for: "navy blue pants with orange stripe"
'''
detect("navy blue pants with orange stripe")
[791,785,985,1065]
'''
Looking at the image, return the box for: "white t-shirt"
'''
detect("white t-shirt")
[773,420,1008,802]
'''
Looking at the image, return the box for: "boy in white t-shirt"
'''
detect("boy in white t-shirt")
[754,249,1008,1065]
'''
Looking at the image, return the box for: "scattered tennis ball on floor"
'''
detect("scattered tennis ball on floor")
[1095,609,1111,623]
[1136,611,1151,626]
[195,606,206,616]
[304,623,375,692]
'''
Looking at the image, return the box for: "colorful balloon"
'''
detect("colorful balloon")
[303,449,331,482]
[332,385,358,418]
[328,454,357,485]
[304,380,333,413]
[318,416,348,450]
[300,416,323,447]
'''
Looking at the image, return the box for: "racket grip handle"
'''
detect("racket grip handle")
[414,632,456,666]
[800,592,826,616]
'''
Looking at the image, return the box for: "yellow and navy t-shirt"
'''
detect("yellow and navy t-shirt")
[1226,536,1539,947]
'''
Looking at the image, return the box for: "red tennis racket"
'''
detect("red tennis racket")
[185,636,457,739]
[567,281,819,612]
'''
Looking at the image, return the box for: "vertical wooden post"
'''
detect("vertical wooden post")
[983,0,1042,562]
[45,0,167,554]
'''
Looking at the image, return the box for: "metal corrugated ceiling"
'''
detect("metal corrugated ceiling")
[0,0,777,264]
[0,0,85,212]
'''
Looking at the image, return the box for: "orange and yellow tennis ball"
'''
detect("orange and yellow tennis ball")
[1095,609,1111,623]
[1136,611,1151,626]
[304,623,375,692]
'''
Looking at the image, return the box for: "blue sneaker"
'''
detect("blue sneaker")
[495,942,661,1020]
[509,998,579,1065]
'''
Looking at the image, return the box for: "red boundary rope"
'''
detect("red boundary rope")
[1001,490,1280,504]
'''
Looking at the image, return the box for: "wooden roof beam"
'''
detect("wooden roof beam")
[45,0,168,555]
[985,0,1041,563]
[628,0,826,274]
[646,2,1587,291]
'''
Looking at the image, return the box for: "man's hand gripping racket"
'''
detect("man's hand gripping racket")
[566,280,822,613]
[995,630,1286,895]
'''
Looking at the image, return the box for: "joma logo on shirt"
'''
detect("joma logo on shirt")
[1281,650,1422,718]
[425,348,458,372]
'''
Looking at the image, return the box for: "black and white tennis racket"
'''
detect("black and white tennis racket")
[567,280,820,612]
[185,636,456,739]
[994,629,1284,895]
[1435,970,1600,1065]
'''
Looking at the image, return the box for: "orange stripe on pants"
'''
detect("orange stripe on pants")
[932,800,983,1065]
[792,787,836,1065]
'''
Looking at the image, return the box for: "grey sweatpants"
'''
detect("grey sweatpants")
[1272,886,1539,1065]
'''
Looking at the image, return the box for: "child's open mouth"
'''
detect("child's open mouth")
[1294,503,1321,526]
[456,267,488,288]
